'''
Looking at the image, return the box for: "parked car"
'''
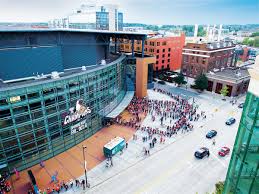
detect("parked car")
[238,103,244,108]
[225,117,236,125]
[218,147,230,157]
[206,130,217,139]
[194,147,210,159]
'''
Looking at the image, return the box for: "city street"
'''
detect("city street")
[67,85,245,194]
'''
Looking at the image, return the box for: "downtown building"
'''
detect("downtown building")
[120,33,186,72]
[49,3,123,31]
[181,41,237,78]
[0,29,155,171]
[223,56,259,194]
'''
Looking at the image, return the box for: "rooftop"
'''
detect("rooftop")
[0,54,124,91]
[185,41,235,51]
[0,28,147,37]
[206,67,250,83]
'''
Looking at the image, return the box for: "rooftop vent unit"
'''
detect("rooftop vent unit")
[51,71,60,79]
[101,60,106,65]
[209,71,215,75]
[82,66,86,71]
[217,43,220,48]
[228,42,232,47]
[221,67,225,71]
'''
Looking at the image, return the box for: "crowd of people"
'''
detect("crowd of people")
[129,87,207,156]
[27,87,206,194]
[0,172,11,194]
[33,178,89,194]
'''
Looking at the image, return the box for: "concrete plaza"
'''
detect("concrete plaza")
[64,84,244,194]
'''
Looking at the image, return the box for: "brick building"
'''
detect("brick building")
[206,68,250,97]
[120,33,185,72]
[181,41,236,78]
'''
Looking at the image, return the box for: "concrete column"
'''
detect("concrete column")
[136,57,156,98]
[131,38,135,57]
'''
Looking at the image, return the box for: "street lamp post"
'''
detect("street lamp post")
[82,146,88,187]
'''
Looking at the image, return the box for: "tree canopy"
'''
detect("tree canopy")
[173,73,187,85]
[220,86,229,98]
[193,74,208,91]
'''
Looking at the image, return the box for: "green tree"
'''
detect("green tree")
[215,181,224,194]
[242,37,249,45]
[174,73,187,86]
[248,39,255,46]
[220,85,229,99]
[250,32,259,37]
[197,26,206,37]
[193,74,208,91]
[254,37,259,47]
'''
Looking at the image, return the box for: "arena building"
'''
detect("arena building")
[0,29,155,172]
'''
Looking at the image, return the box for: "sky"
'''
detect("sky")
[0,0,258,25]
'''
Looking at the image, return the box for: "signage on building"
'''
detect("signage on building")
[63,99,91,125]
[71,119,87,135]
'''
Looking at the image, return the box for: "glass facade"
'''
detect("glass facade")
[0,55,127,172]
[118,12,123,31]
[223,92,259,194]
[96,12,109,30]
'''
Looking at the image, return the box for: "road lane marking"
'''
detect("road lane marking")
[133,155,191,194]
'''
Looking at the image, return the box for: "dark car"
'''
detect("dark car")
[238,103,244,108]
[218,146,230,157]
[225,118,236,125]
[206,130,217,138]
[194,147,210,159]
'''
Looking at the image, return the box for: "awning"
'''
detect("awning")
[105,91,134,119]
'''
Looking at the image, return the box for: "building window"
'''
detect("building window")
[167,64,170,69]
[157,49,160,53]
[162,41,166,46]
[156,67,158,71]
[150,42,155,46]
[156,55,159,59]
[168,59,170,62]
[168,48,171,52]
[157,42,160,46]
[162,54,165,58]
[156,61,158,64]
[163,49,165,52]
[145,41,147,45]
[162,65,164,69]
[168,53,170,57]
[162,60,165,63]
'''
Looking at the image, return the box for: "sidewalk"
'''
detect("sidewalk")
[10,111,139,194]
[63,88,226,194]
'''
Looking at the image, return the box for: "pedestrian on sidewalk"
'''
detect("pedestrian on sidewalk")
[40,160,45,168]
[75,179,79,187]
[126,142,128,149]
[212,139,216,146]
[81,179,85,190]
[110,157,113,166]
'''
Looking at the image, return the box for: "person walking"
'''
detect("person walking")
[212,139,216,146]
[81,179,85,190]
[126,142,128,149]
[40,160,45,168]
[110,157,113,167]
